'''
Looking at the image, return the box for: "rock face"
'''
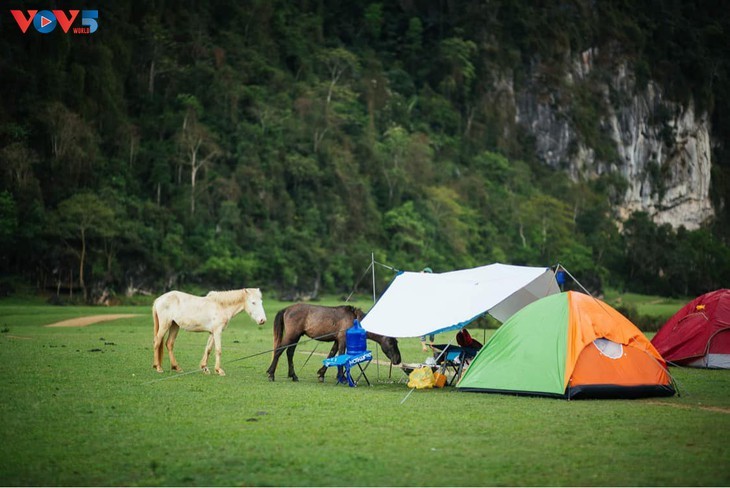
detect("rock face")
[513,49,714,230]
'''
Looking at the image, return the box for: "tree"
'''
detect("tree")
[621,212,674,294]
[51,193,115,301]
[318,47,360,110]
[383,201,431,269]
[424,186,475,262]
[312,47,360,151]
[517,194,576,265]
[0,191,18,271]
[404,17,424,72]
[0,142,40,197]
[376,125,409,205]
[177,94,220,216]
[437,36,478,134]
[41,102,99,190]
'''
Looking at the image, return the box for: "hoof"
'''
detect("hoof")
[318,376,325,383]
[201,366,211,375]
[291,376,299,382]
[268,376,275,382]
[171,365,183,372]
[216,369,226,376]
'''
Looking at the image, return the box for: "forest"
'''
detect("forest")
[0,0,729,302]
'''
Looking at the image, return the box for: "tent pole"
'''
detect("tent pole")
[371,252,376,303]
[559,264,593,297]
[345,261,373,303]
[372,251,380,380]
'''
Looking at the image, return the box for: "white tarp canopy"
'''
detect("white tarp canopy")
[361,263,560,338]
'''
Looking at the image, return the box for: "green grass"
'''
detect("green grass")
[602,289,690,331]
[0,296,728,486]
[603,289,688,319]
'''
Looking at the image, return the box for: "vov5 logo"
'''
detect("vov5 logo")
[10,10,99,34]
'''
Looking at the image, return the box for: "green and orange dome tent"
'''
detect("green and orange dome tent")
[457,291,676,399]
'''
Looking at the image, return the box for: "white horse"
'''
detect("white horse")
[152,288,267,376]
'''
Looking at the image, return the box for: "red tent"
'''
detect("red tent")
[651,289,730,368]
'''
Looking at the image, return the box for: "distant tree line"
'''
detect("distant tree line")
[0,0,728,302]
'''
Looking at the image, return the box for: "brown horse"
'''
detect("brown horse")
[266,303,401,382]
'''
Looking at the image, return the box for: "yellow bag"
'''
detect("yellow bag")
[407,366,435,389]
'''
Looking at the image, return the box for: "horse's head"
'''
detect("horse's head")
[357,310,401,365]
[379,336,401,365]
[245,288,267,325]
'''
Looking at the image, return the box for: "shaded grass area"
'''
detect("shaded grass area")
[603,289,689,331]
[0,299,728,486]
[603,289,687,317]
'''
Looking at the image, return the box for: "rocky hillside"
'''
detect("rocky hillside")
[508,48,714,230]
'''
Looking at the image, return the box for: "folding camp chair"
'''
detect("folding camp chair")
[430,344,480,385]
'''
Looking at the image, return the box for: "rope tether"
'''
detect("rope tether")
[142,331,336,385]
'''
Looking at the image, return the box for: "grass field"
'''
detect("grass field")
[602,289,689,327]
[0,295,728,486]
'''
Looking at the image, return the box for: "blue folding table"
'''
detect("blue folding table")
[322,350,373,387]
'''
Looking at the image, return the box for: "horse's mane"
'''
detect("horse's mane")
[205,289,248,305]
[341,305,365,319]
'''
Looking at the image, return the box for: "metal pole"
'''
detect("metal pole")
[372,251,380,379]
[371,252,376,303]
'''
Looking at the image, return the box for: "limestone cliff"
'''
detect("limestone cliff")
[512,48,714,230]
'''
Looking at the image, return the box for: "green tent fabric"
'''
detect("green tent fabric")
[458,293,569,396]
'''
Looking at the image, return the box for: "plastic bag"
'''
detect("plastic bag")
[407,366,435,389]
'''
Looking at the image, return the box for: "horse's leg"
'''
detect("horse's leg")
[336,339,347,383]
[317,342,339,382]
[153,318,170,373]
[267,336,291,382]
[266,345,284,381]
[200,334,214,374]
[268,328,302,382]
[285,337,301,382]
[166,323,182,372]
[212,327,226,376]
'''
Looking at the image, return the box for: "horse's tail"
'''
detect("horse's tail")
[272,308,286,352]
[152,300,160,340]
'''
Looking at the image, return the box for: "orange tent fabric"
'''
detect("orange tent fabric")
[565,292,668,389]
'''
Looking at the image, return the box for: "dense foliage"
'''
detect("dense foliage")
[1,0,728,301]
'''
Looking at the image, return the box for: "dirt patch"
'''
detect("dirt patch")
[45,314,142,328]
